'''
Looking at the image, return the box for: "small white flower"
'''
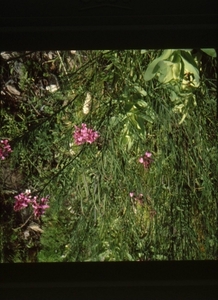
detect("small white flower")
[46,84,59,93]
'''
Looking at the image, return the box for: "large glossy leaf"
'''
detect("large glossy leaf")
[172,62,182,80]
[143,50,174,81]
[180,50,198,69]
[157,61,174,83]
[171,52,182,80]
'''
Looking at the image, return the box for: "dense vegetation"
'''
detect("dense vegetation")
[0,49,217,262]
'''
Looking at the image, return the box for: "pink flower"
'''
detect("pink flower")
[32,196,49,218]
[0,139,12,160]
[139,157,144,163]
[129,192,134,198]
[138,151,153,169]
[14,191,49,218]
[73,123,99,145]
[14,192,32,211]
[145,152,152,157]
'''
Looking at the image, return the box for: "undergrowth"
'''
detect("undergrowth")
[0,49,217,262]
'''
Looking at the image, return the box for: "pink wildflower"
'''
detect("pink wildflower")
[14,191,32,211]
[129,192,134,198]
[138,157,144,163]
[73,123,99,145]
[32,196,49,218]
[14,190,49,218]
[145,152,152,157]
[139,151,153,169]
[0,139,12,160]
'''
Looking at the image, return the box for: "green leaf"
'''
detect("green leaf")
[180,50,198,69]
[179,49,192,51]
[180,51,200,87]
[157,60,174,83]
[179,112,188,124]
[109,115,122,128]
[170,90,179,102]
[143,49,174,81]
[120,134,134,150]
[124,102,134,113]
[138,113,154,123]
[134,85,147,96]
[201,49,217,58]
[170,51,182,80]
[172,62,182,80]
[136,99,148,108]
[134,115,144,130]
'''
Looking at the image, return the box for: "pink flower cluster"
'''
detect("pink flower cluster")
[73,123,99,145]
[139,151,153,169]
[14,190,49,218]
[14,191,32,211]
[129,192,144,205]
[0,139,12,160]
[31,196,50,218]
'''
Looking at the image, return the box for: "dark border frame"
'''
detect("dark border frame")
[1,14,218,50]
[1,262,218,299]
[1,0,218,49]
[0,1,218,299]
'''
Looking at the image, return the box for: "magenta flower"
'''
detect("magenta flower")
[73,123,99,145]
[32,196,49,218]
[14,191,32,211]
[0,139,12,160]
[14,191,49,218]
[139,151,153,169]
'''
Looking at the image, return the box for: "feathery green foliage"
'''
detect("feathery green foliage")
[0,49,217,262]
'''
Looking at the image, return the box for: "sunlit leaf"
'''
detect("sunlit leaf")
[157,60,174,83]
[201,49,217,58]
[143,49,174,81]
[134,85,147,96]
[136,99,148,108]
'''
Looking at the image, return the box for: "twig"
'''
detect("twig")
[12,214,33,231]
[56,51,69,80]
